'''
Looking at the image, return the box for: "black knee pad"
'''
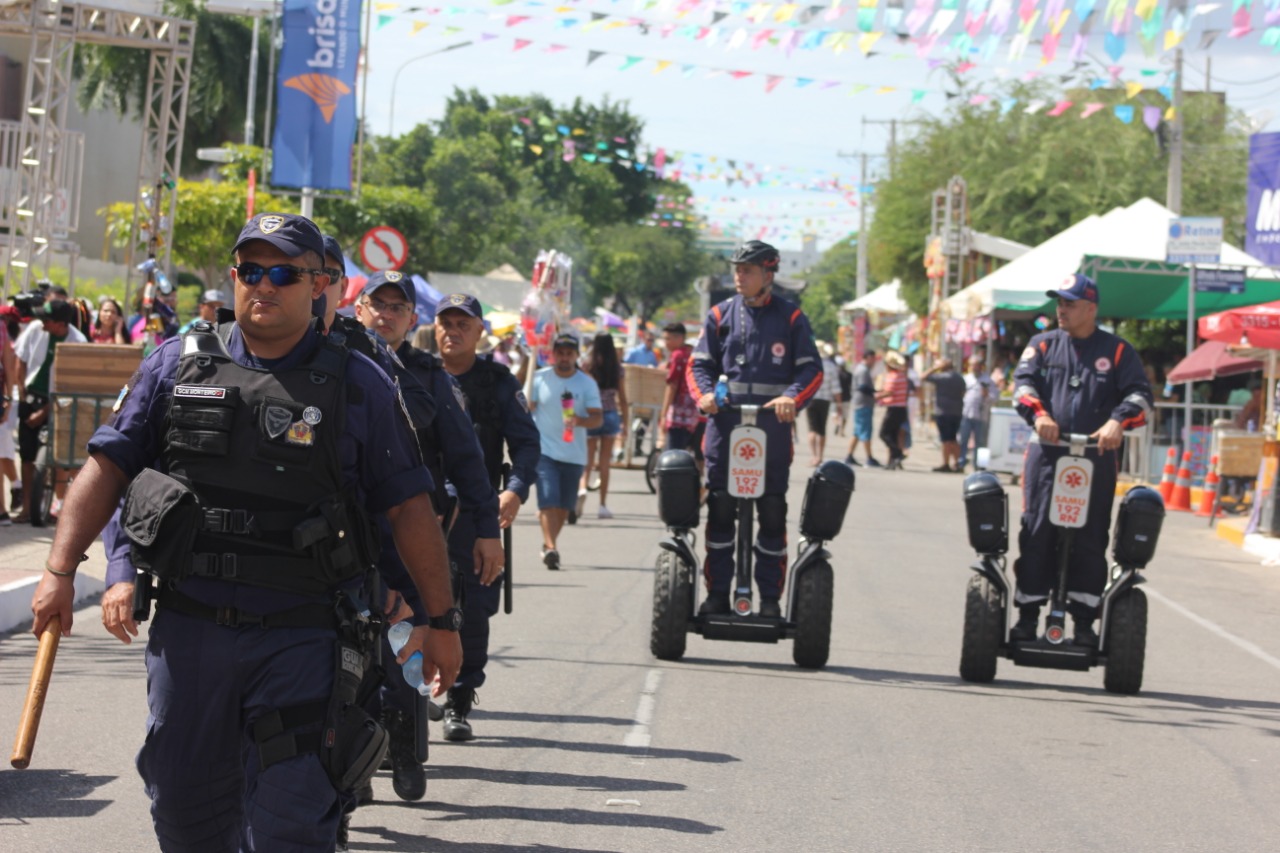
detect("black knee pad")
[706,489,735,528]
[757,493,787,538]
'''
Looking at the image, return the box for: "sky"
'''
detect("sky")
[344,0,1280,253]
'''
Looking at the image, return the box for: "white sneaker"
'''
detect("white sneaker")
[575,489,588,518]
[597,506,613,520]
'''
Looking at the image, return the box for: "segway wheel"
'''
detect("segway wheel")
[791,560,833,669]
[644,451,659,494]
[28,446,54,529]
[650,550,692,661]
[959,575,1003,683]
[1103,588,1147,695]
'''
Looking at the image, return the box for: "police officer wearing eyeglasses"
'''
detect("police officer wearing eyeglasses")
[30,212,462,852]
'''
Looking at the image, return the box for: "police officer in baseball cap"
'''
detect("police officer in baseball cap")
[32,211,462,850]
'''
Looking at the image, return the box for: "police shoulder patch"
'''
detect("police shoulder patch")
[452,381,468,413]
[515,389,529,411]
[1019,346,1036,362]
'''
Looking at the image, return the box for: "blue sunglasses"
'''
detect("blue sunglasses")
[234,262,327,287]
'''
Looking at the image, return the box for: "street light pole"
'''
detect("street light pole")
[387,41,473,138]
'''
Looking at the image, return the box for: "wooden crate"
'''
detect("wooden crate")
[50,394,117,468]
[1216,433,1265,479]
[51,343,142,396]
[624,364,667,409]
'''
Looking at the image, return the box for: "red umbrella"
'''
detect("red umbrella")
[1166,340,1262,383]
[1199,300,1280,350]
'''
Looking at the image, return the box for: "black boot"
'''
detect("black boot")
[336,814,351,852]
[758,598,782,619]
[1009,606,1040,642]
[443,687,477,742]
[698,594,730,616]
[1073,620,1099,647]
[383,709,425,801]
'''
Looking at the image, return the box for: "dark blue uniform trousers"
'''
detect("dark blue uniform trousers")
[703,413,793,598]
[138,609,339,852]
[1016,443,1118,617]
[450,511,499,691]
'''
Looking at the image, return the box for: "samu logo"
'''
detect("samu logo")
[1257,189,1280,241]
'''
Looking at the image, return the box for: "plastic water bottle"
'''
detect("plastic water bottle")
[714,374,730,408]
[387,622,433,696]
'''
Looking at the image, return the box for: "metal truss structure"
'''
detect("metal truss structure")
[0,0,194,296]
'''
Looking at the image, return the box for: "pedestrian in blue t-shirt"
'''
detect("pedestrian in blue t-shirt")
[529,334,602,570]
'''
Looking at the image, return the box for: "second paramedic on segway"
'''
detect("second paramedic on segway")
[1011,273,1153,646]
[688,240,823,618]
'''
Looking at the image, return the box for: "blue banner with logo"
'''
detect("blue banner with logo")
[1246,132,1280,267]
[271,0,362,191]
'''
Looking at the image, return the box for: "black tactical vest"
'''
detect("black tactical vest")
[159,322,377,594]
[453,357,507,490]
[397,345,451,513]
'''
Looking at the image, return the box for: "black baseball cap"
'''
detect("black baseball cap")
[1046,273,1099,304]
[552,333,580,351]
[436,292,483,319]
[232,213,325,260]
[321,234,345,273]
[362,270,415,305]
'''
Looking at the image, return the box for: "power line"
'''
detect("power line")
[1183,65,1280,87]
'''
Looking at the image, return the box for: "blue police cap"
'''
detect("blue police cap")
[232,213,325,260]
[321,234,345,273]
[362,270,415,305]
[436,292,483,319]
[1046,273,1098,304]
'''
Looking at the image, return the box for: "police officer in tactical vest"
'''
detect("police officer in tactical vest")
[353,272,501,781]
[29,213,462,852]
[435,292,541,741]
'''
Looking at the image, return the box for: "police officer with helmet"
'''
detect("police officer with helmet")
[1011,273,1153,646]
[353,272,501,776]
[689,240,823,618]
[435,292,541,741]
[29,212,462,851]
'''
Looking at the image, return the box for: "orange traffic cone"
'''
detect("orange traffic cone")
[1196,455,1221,518]
[1168,451,1194,512]
[1158,446,1178,502]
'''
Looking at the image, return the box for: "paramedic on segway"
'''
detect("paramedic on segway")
[689,240,823,618]
[1010,273,1153,646]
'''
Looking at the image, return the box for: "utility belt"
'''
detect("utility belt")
[146,582,389,794]
[122,468,379,595]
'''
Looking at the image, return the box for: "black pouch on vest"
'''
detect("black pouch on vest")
[320,637,388,792]
[168,385,240,457]
[122,468,201,580]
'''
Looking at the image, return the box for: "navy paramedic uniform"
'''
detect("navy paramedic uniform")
[447,353,541,691]
[687,292,823,598]
[1013,328,1152,616]
[95,323,430,852]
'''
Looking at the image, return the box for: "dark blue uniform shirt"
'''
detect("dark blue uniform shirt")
[1013,329,1153,434]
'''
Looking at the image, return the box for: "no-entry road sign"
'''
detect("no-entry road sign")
[359,225,408,271]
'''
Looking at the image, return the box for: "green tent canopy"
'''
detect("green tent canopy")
[1076,255,1280,322]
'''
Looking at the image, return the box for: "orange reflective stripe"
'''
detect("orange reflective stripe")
[1114,342,1124,366]
[789,308,801,325]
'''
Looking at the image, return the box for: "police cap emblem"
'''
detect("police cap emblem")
[259,215,285,234]
[384,270,403,282]
[450,294,466,305]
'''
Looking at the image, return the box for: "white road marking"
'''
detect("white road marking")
[624,668,663,749]
[1146,586,1280,672]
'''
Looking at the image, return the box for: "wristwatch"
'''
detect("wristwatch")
[426,607,464,631]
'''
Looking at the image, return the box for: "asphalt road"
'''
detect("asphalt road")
[2,436,1278,852]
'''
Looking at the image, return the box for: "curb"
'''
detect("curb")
[0,572,106,635]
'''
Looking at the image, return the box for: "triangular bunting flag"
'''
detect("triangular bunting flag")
[586,50,605,65]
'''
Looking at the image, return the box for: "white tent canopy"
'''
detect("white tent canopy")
[842,279,910,315]
[944,198,1273,321]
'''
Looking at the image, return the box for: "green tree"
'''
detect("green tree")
[586,224,713,319]
[869,81,1250,315]
[801,236,859,340]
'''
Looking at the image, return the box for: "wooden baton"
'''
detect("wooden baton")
[10,616,62,770]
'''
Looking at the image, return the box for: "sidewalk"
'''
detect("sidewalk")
[0,523,107,634]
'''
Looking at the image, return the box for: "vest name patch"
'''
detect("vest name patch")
[175,385,227,399]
